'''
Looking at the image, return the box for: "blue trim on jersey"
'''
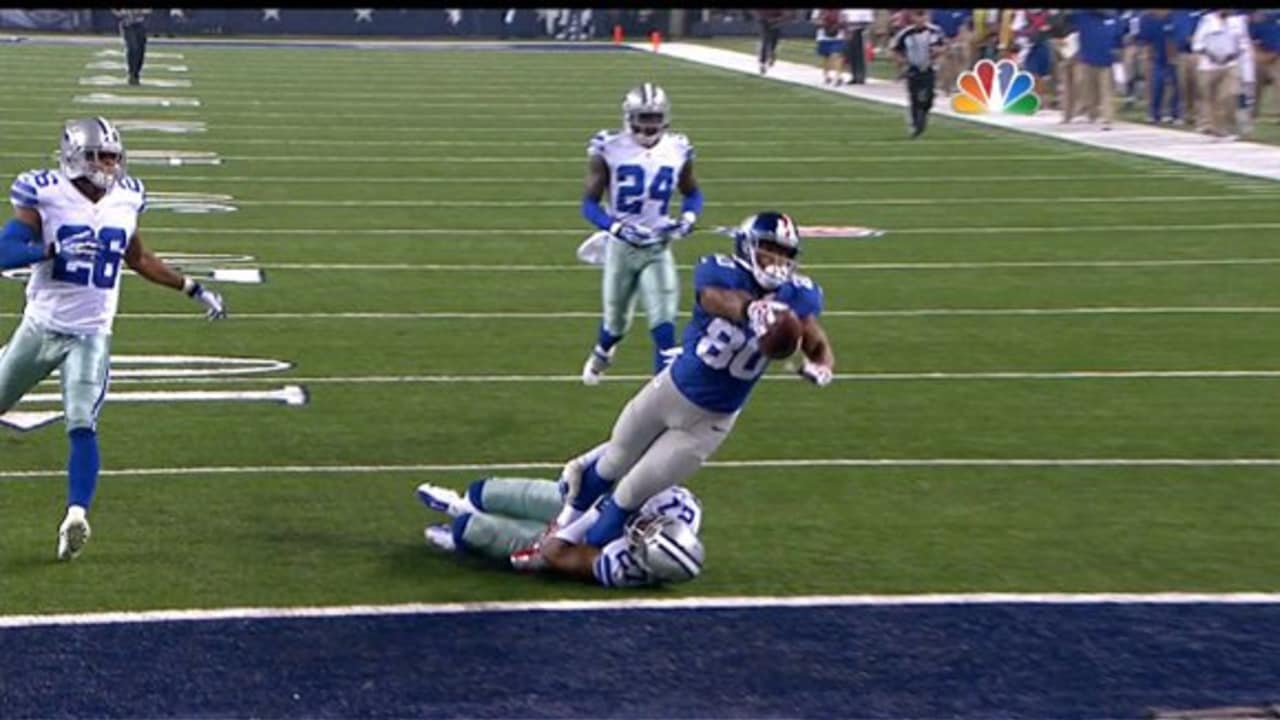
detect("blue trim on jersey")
[680,186,703,217]
[9,191,38,207]
[12,180,37,197]
[595,553,613,587]
[581,194,613,231]
[0,218,46,270]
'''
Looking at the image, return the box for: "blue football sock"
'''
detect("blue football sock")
[67,428,99,510]
[571,458,614,512]
[596,325,623,353]
[450,512,473,553]
[650,321,677,373]
[584,495,631,547]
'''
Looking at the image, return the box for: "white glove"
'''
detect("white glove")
[746,299,789,337]
[608,220,655,246]
[799,360,834,387]
[50,229,99,263]
[184,278,227,320]
[657,211,697,242]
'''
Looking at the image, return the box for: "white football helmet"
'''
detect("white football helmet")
[60,117,126,190]
[626,514,703,584]
[621,83,670,148]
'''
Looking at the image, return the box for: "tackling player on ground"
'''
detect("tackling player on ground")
[526,211,836,561]
[1,117,227,560]
[578,83,704,384]
[416,443,704,588]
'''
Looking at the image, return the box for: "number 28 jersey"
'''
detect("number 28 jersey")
[670,254,824,414]
[587,129,694,244]
[9,168,145,335]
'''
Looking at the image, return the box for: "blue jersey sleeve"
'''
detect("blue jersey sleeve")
[777,275,824,319]
[693,254,750,294]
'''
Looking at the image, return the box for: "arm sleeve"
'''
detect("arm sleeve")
[0,218,47,270]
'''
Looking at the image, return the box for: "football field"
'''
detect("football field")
[1,39,1279,717]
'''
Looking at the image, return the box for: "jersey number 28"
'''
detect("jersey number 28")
[695,317,769,381]
[51,225,127,290]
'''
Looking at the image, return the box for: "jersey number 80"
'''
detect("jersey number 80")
[696,317,769,381]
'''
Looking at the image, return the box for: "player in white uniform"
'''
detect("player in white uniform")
[1,117,226,560]
[578,83,704,385]
[416,443,704,588]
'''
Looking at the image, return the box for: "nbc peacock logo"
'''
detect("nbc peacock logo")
[951,58,1040,115]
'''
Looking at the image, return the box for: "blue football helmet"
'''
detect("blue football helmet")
[732,211,800,290]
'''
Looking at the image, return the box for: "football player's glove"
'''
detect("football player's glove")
[608,219,655,246]
[184,279,227,321]
[50,228,100,264]
[657,211,697,242]
[746,298,789,337]
[798,359,833,387]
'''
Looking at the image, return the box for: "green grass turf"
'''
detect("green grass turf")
[0,41,1278,614]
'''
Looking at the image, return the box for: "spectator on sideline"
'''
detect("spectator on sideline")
[1230,9,1256,136]
[112,8,149,86]
[1138,10,1180,124]
[1117,10,1143,112]
[1072,9,1121,130]
[755,9,790,76]
[1016,9,1053,101]
[932,8,972,96]
[842,8,873,84]
[1253,9,1280,120]
[1051,9,1078,117]
[811,8,846,86]
[1193,8,1250,140]
[1171,9,1207,128]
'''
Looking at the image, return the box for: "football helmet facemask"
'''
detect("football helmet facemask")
[622,83,670,148]
[60,117,126,190]
[733,211,801,290]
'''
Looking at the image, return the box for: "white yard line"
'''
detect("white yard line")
[79,370,1280,387]
[215,195,1274,208]
[0,458,1278,481]
[126,173,1206,184]
[5,592,1280,629]
[1,152,1083,163]
[137,223,1280,236]
[13,307,1277,320]
[254,258,1280,272]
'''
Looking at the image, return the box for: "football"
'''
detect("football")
[758,309,803,360]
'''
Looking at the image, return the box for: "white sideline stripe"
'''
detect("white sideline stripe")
[128,173,1207,185]
[224,195,1275,208]
[83,370,1280,387]
[258,258,1280,272]
[1,458,1279,481]
[138,223,1280,236]
[6,593,1280,628]
[15,307,1279,320]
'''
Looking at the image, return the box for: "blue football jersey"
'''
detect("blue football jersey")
[670,254,824,413]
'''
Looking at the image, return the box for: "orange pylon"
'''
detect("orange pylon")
[613,25,623,45]
[650,30,661,52]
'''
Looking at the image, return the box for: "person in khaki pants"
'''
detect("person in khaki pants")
[1252,10,1280,119]
[1049,10,1077,117]
[1193,8,1249,138]
[1073,10,1120,128]
[1172,10,1206,127]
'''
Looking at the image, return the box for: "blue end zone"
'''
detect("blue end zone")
[3,602,1279,718]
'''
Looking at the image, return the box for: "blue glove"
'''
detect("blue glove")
[51,228,99,263]
[608,220,656,246]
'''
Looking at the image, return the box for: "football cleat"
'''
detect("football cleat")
[56,505,91,561]
[581,345,615,386]
[424,524,457,553]
[416,483,463,515]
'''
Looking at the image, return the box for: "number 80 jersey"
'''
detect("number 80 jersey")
[670,254,824,413]
[587,129,694,243]
[10,168,145,335]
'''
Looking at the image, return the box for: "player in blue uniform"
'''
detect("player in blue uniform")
[522,211,836,560]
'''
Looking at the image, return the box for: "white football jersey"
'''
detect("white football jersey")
[587,129,694,244]
[592,485,703,588]
[9,168,145,335]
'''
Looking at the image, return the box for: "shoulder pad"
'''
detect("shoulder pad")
[10,169,54,209]
[587,129,618,157]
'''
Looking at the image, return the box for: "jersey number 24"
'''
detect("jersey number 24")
[614,164,675,216]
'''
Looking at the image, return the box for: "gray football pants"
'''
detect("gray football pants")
[601,237,678,337]
[0,316,111,432]
[595,365,738,510]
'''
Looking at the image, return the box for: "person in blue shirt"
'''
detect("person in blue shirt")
[538,211,837,551]
[1170,9,1207,127]
[1070,10,1122,128]
[1139,9,1180,123]
[1252,10,1280,121]
[931,9,972,96]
